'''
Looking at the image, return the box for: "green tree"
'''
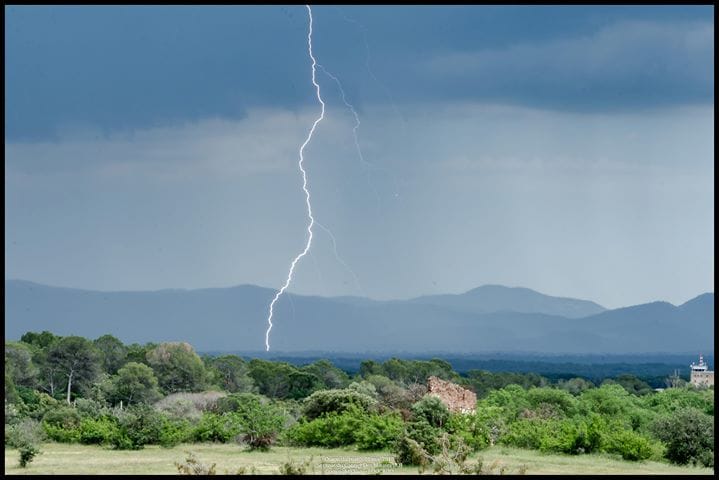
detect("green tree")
[602,374,653,396]
[20,331,60,349]
[248,360,317,399]
[207,355,255,393]
[47,336,102,404]
[5,341,39,388]
[146,342,208,393]
[557,377,594,396]
[109,362,162,406]
[411,395,450,429]
[93,334,128,374]
[5,359,19,404]
[237,399,287,450]
[302,359,350,389]
[359,360,384,378]
[125,343,155,365]
[651,407,714,467]
[302,388,377,420]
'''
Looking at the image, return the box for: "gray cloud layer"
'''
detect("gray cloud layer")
[5,6,714,140]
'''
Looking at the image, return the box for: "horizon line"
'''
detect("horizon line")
[5,277,713,311]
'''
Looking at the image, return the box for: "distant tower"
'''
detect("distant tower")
[689,354,714,388]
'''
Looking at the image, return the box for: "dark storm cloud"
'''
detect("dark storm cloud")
[5,5,714,140]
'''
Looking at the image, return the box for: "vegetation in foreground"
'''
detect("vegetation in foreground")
[4,330,714,473]
[4,443,714,475]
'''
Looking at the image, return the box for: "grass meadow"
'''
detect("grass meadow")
[5,443,714,475]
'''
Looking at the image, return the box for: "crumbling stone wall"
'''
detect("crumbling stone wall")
[427,376,476,413]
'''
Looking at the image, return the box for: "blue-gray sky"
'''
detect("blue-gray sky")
[5,5,714,309]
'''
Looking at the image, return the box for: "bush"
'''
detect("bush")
[578,384,634,418]
[301,389,377,420]
[446,412,491,451]
[278,457,314,475]
[603,429,655,461]
[526,388,578,417]
[500,418,546,450]
[159,418,194,448]
[6,418,43,468]
[175,451,216,475]
[393,434,431,468]
[155,391,226,419]
[538,417,602,455]
[15,388,61,420]
[651,407,714,467]
[215,392,263,414]
[354,413,405,451]
[285,408,364,448]
[237,401,286,450]
[77,416,121,445]
[395,420,442,458]
[110,404,165,450]
[411,396,450,429]
[483,385,531,420]
[6,418,45,448]
[75,398,108,419]
[18,444,40,468]
[42,407,82,442]
[192,412,242,443]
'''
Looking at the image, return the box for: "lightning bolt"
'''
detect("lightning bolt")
[315,220,365,297]
[316,64,381,213]
[265,4,325,352]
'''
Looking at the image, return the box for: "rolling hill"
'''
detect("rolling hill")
[4,280,713,354]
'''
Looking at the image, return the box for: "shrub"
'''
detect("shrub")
[538,418,602,455]
[285,408,364,448]
[651,407,714,467]
[348,381,378,399]
[483,385,531,420]
[6,419,43,468]
[475,405,507,446]
[411,395,450,429]
[278,457,314,475]
[175,451,216,475]
[18,444,40,468]
[526,388,578,417]
[603,429,655,461]
[393,434,431,468]
[301,389,377,420]
[393,419,443,463]
[500,418,546,450]
[15,388,59,420]
[215,392,263,414]
[75,398,108,419]
[578,384,634,418]
[155,391,226,419]
[192,412,240,443]
[6,418,45,448]
[237,400,286,450]
[77,416,121,445]
[110,404,165,450]
[42,407,82,442]
[354,412,405,451]
[159,418,194,447]
[446,412,491,451]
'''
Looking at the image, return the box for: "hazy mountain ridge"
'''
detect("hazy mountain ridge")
[4,280,713,354]
[407,284,606,318]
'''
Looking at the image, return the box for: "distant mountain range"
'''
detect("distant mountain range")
[4,280,713,354]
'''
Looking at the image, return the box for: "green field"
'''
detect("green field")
[4,443,713,475]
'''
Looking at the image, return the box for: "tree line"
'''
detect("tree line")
[4,331,714,470]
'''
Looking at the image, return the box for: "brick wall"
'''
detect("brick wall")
[426,376,476,413]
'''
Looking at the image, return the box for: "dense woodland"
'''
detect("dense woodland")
[4,331,714,470]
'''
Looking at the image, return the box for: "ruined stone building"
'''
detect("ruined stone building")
[426,376,477,413]
[689,354,714,387]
